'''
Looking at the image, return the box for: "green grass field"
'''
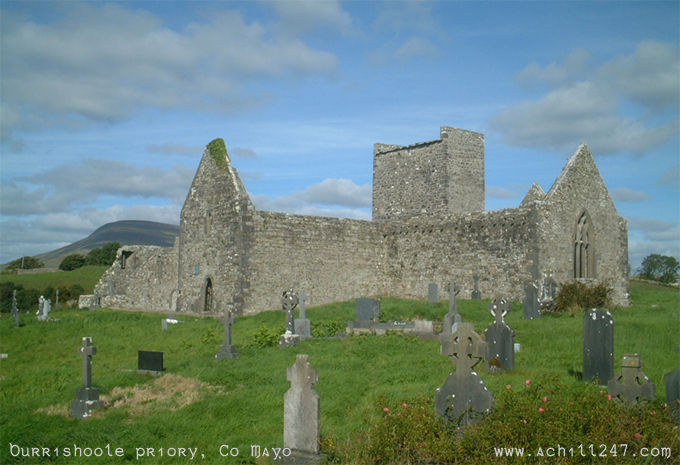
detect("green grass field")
[0,280,678,464]
[0,266,109,294]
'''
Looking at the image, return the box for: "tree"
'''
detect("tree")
[59,254,86,271]
[85,242,121,266]
[5,256,44,271]
[638,254,680,283]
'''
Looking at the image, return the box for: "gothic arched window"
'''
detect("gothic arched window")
[574,211,595,278]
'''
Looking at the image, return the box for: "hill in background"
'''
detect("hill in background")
[33,220,180,268]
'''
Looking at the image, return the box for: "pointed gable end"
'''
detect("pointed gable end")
[520,182,546,207]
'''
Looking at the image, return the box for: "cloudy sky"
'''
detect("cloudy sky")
[0,1,678,270]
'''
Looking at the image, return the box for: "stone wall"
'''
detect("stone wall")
[94,245,177,311]
[372,127,484,221]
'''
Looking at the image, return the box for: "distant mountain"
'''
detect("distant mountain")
[34,220,180,268]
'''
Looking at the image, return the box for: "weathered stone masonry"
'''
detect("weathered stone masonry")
[93,126,629,315]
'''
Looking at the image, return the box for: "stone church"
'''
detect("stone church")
[93,126,629,315]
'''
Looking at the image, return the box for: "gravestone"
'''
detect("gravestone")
[471,275,482,300]
[11,290,20,328]
[283,354,321,463]
[295,290,311,340]
[442,283,462,335]
[664,368,680,423]
[138,351,164,375]
[55,289,59,309]
[484,297,515,372]
[216,311,239,359]
[428,283,438,304]
[90,291,100,312]
[355,298,380,322]
[280,289,301,348]
[538,271,557,309]
[583,308,614,384]
[608,354,655,402]
[70,337,104,419]
[523,281,540,320]
[37,297,52,321]
[436,323,493,427]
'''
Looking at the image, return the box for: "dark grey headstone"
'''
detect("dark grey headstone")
[138,350,164,374]
[356,298,380,322]
[485,298,514,372]
[216,312,238,359]
[583,308,614,384]
[608,354,655,402]
[70,337,104,419]
[664,368,680,423]
[523,281,540,319]
[436,323,493,427]
[428,283,438,304]
[284,354,320,461]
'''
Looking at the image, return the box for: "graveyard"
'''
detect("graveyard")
[1,279,678,464]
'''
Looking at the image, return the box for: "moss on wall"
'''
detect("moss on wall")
[207,138,227,168]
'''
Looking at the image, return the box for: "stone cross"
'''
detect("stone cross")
[442,283,462,335]
[583,308,614,384]
[216,311,238,359]
[538,271,556,308]
[71,337,104,419]
[608,354,655,403]
[11,290,20,328]
[280,289,301,347]
[523,280,540,319]
[284,354,320,460]
[436,323,494,427]
[664,367,680,424]
[471,275,481,300]
[485,297,515,372]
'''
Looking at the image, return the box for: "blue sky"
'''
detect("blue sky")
[1,1,678,270]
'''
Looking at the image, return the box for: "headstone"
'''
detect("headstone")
[55,289,59,309]
[436,323,493,427]
[442,283,462,335]
[471,275,481,300]
[216,311,238,359]
[583,308,614,384]
[664,368,680,423]
[37,297,52,321]
[538,271,557,309]
[90,291,100,312]
[138,350,164,375]
[484,297,515,372]
[523,281,540,319]
[280,289,301,348]
[428,283,438,304]
[70,337,104,419]
[295,290,312,340]
[283,354,321,463]
[11,290,20,328]
[161,319,168,330]
[608,354,655,402]
[355,298,380,322]
[36,296,44,317]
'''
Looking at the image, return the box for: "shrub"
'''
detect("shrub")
[85,242,121,266]
[311,320,345,338]
[59,254,86,271]
[5,256,44,271]
[549,281,613,314]
[246,325,285,348]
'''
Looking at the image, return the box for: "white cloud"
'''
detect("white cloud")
[269,0,352,35]
[147,143,203,156]
[627,216,680,268]
[0,4,338,139]
[659,165,680,187]
[487,186,517,199]
[611,187,650,203]
[492,41,680,156]
[394,37,439,61]
[516,49,592,88]
[250,178,371,218]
